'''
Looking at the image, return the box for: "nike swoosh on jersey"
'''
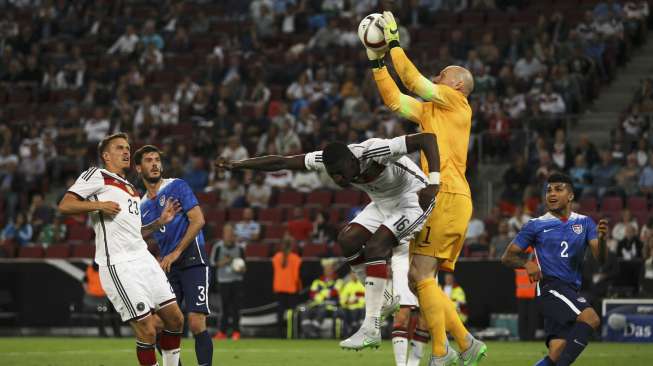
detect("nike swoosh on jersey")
[573,339,587,347]
[196,302,205,306]
[543,228,554,232]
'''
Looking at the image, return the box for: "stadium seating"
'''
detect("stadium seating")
[333,190,362,207]
[257,208,284,224]
[305,191,333,209]
[44,244,71,259]
[18,246,45,258]
[276,190,305,207]
[263,225,286,243]
[302,243,328,258]
[67,225,95,243]
[244,243,271,258]
[227,208,245,222]
[71,244,95,258]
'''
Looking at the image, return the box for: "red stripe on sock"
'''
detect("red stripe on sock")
[160,331,181,350]
[392,330,409,339]
[365,263,387,278]
[136,345,157,365]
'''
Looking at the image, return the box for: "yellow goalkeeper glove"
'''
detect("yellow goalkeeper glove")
[382,11,400,49]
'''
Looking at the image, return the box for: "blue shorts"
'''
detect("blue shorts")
[168,265,210,314]
[536,278,590,345]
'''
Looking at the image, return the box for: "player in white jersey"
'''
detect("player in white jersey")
[58,133,184,366]
[216,133,441,351]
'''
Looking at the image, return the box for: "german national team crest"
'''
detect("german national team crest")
[572,224,583,234]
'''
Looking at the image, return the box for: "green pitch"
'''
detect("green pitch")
[0,337,651,365]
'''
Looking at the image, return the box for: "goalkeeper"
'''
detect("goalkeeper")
[369,11,486,366]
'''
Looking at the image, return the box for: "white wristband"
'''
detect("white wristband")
[428,172,440,185]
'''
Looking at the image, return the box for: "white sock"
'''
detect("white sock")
[407,339,426,366]
[392,337,409,366]
[161,348,180,366]
[383,276,394,303]
[351,263,366,282]
[362,276,386,330]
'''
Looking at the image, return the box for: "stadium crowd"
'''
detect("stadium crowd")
[0,1,652,299]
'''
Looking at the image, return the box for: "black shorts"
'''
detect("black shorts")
[168,265,210,314]
[535,278,591,346]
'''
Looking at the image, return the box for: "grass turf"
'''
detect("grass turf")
[0,337,651,365]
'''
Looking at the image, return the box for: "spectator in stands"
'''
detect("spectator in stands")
[490,220,511,259]
[83,107,111,143]
[551,129,573,171]
[514,49,545,82]
[442,273,468,323]
[575,134,600,169]
[594,0,624,20]
[639,152,653,196]
[220,137,249,162]
[473,64,496,97]
[465,211,485,244]
[508,205,532,237]
[276,120,301,155]
[220,176,245,208]
[623,104,645,140]
[107,24,139,55]
[485,110,511,159]
[140,43,164,73]
[448,29,470,62]
[174,76,200,106]
[158,92,179,125]
[465,232,491,258]
[503,28,526,65]
[476,32,500,66]
[168,26,191,53]
[234,208,261,243]
[479,91,501,120]
[642,234,653,295]
[463,49,484,75]
[310,211,337,246]
[616,153,641,196]
[291,169,322,193]
[246,173,271,208]
[612,209,640,242]
[27,192,54,235]
[140,20,164,50]
[537,82,567,116]
[303,258,343,338]
[339,272,365,337]
[502,85,527,120]
[591,150,620,197]
[19,143,45,190]
[617,224,644,260]
[41,64,67,90]
[570,154,592,197]
[1,212,33,246]
[38,214,66,246]
[272,237,303,337]
[640,216,653,245]
[210,223,246,341]
[287,207,313,244]
[183,156,209,193]
[134,95,160,131]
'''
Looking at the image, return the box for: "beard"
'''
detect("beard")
[144,172,162,184]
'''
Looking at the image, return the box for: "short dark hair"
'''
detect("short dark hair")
[97,132,129,163]
[133,144,162,165]
[547,172,574,190]
[322,142,351,167]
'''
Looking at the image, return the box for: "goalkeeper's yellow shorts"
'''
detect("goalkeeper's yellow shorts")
[410,192,472,272]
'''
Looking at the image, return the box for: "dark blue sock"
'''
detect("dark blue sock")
[533,356,555,366]
[194,330,213,366]
[557,322,594,366]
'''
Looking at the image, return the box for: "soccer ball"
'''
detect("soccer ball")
[231,257,245,272]
[358,13,387,53]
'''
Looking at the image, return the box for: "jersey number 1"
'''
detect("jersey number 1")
[560,241,569,258]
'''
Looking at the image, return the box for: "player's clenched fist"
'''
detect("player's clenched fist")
[417,184,439,211]
[97,201,121,216]
[597,219,608,239]
[215,157,234,170]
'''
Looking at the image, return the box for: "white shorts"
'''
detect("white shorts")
[392,244,418,307]
[99,254,177,322]
[351,195,434,244]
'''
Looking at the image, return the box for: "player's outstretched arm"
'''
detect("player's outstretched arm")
[216,155,308,172]
[372,65,423,124]
[501,243,542,282]
[589,219,609,265]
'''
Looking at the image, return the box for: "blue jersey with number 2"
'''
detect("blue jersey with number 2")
[514,212,597,289]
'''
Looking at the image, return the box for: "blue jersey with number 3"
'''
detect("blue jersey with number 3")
[140,178,207,268]
[514,212,597,289]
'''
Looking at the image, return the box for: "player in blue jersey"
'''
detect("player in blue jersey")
[134,145,213,366]
[501,172,608,366]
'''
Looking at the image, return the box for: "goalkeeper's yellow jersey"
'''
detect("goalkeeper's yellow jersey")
[373,48,472,198]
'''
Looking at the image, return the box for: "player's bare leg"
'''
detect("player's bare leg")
[188,312,213,366]
[131,314,160,366]
[340,226,396,350]
[156,302,184,366]
[556,308,601,366]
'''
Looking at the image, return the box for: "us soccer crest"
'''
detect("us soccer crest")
[572,224,583,234]
[159,195,166,206]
